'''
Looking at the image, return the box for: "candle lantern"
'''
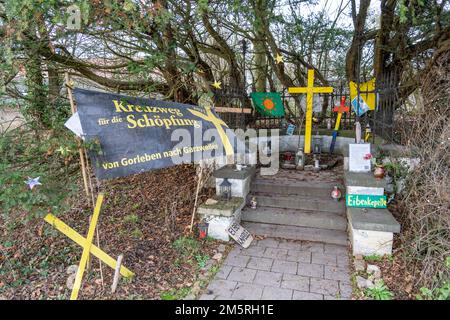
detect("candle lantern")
[198,221,209,239]
[295,148,305,169]
[219,178,232,200]
[313,136,323,154]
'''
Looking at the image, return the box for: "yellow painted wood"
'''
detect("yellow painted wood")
[70,193,104,300]
[288,69,334,153]
[44,214,134,278]
[187,107,234,156]
[334,112,343,131]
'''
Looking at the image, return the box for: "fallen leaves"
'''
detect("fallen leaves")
[1,164,219,300]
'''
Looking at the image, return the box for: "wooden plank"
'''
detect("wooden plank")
[214,107,253,114]
[70,193,104,300]
[44,213,134,278]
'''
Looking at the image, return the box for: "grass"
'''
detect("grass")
[123,213,139,224]
[160,287,191,300]
[172,236,200,257]
[363,254,384,263]
[131,228,143,239]
[195,254,210,269]
[364,280,394,300]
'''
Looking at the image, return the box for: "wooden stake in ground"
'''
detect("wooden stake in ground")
[65,72,104,286]
[65,72,91,202]
[190,165,204,233]
[111,254,124,294]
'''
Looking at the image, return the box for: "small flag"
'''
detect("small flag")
[250,92,285,117]
[349,79,376,116]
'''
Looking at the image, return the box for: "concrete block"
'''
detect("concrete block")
[349,223,395,256]
[216,177,252,198]
[347,207,401,233]
[344,171,387,195]
[201,207,242,241]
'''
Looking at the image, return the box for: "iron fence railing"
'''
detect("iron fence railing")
[213,75,402,144]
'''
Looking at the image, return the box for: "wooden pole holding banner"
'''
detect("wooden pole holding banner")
[65,72,90,202]
[190,165,203,233]
[65,72,104,285]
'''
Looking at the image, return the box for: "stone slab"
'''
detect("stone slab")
[344,171,387,190]
[347,207,400,233]
[253,270,283,287]
[232,283,264,299]
[292,291,323,300]
[198,197,245,217]
[250,134,355,155]
[261,286,293,300]
[213,165,255,180]
[227,267,257,283]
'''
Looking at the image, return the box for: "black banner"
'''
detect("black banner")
[73,88,237,180]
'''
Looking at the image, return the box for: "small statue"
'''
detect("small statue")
[331,186,342,201]
[250,197,257,209]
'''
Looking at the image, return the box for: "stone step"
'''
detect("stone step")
[251,179,343,198]
[242,207,347,231]
[249,192,346,214]
[243,222,348,246]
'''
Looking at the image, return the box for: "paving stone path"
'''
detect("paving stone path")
[200,237,352,300]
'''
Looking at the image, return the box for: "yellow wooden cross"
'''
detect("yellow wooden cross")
[288,69,334,153]
[44,193,134,300]
[187,107,234,156]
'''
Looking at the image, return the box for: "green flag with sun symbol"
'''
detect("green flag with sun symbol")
[250,92,285,117]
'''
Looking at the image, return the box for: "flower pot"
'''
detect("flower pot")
[374,166,385,179]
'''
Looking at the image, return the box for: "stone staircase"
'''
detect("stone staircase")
[242,169,348,246]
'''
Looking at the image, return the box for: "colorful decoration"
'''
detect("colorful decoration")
[198,221,209,240]
[329,96,350,154]
[331,186,342,201]
[212,81,222,89]
[250,197,257,209]
[288,69,334,153]
[346,194,387,209]
[275,53,284,64]
[349,79,376,116]
[364,123,372,142]
[25,177,41,190]
[250,92,285,117]
[374,165,385,180]
[295,149,305,170]
[286,123,296,135]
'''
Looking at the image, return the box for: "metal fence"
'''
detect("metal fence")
[213,75,402,144]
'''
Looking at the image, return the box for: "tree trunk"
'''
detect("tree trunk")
[345,0,371,82]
